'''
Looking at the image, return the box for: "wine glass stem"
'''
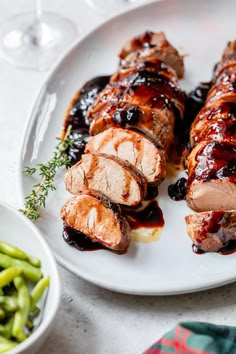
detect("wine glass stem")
[36,0,42,22]
[23,0,55,47]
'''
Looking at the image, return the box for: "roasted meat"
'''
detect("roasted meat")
[190,101,236,147]
[61,192,131,253]
[119,31,184,79]
[62,31,185,252]
[89,99,175,149]
[186,40,236,251]
[88,31,185,150]
[186,41,236,212]
[85,127,166,184]
[64,153,147,206]
[185,210,236,252]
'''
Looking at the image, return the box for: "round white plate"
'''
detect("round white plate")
[18,0,236,295]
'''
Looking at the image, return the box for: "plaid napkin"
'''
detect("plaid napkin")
[143,322,236,354]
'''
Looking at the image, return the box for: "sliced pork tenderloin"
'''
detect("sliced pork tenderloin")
[119,31,184,78]
[190,101,236,147]
[64,153,147,206]
[185,210,236,252]
[85,127,166,184]
[207,69,236,105]
[89,99,174,149]
[213,40,236,79]
[111,58,178,84]
[61,192,131,253]
[186,140,236,211]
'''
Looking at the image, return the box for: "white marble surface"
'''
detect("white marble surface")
[1,1,236,353]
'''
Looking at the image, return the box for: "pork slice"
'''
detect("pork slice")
[186,179,236,212]
[88,84,175,114]
[213,40,236,79]
[222,40,236,60]
[64,153,147,206]
[111,58,178,84]
[190,101,236,147]
[111,70,185,118]
[186,140,236,212]
[89,100,174,149]
[119,31,184,78]
[207,68,236,105]
[85,127,166,184]
[186,140,236,181]
[213,59,236,82]
[185,210,236,252]
[61,192,131,252]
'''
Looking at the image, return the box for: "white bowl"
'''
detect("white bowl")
[0,202,61,354]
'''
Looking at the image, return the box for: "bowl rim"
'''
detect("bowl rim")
[0,202,61,354]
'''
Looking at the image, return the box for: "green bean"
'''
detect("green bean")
[0,335,17,353]
[26,255,41,268]
[0,307,5,320]
[0,242,26,261]
[0,253,42,283]
[12,276,30,342]
[0,267,21,288]
[30,277,50,311]
[0,296,18,313]
[0,241,49,348]
[0,241,41,268]
[0,319,13,339]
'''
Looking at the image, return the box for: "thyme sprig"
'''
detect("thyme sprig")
[20,127,73,221]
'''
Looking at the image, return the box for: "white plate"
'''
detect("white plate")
[18,0,236,295]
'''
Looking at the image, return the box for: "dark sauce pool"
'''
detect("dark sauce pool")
[126,200,164,230]
[65,75,110,166]
[63,223,125,254]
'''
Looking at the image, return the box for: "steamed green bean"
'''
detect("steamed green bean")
[0,241,41,268]
[0,252,42,283]
[0,240,50,348]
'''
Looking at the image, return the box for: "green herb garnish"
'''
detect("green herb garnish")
[20,127,72,221]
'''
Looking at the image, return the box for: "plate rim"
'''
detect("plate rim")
[17,0,236,296]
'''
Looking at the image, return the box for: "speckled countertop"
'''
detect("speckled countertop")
[1,1,236,353]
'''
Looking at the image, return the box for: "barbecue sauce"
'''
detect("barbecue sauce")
[64,75,110,166]
[64,75,110,132]
[188,141,236,185]
[63,224,104,251]
[63,223,126,254]
[168,177,187,201]
[192,211,236,256]
[126,200,164,230]
[184,81,212,129]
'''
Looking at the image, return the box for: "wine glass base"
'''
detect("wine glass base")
[0,12,78,71]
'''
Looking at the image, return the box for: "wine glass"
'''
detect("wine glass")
[0,0,78,71]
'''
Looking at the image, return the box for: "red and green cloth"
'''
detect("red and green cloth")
[143,322,236,353]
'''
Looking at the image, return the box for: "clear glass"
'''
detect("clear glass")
[0,0,78,71]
